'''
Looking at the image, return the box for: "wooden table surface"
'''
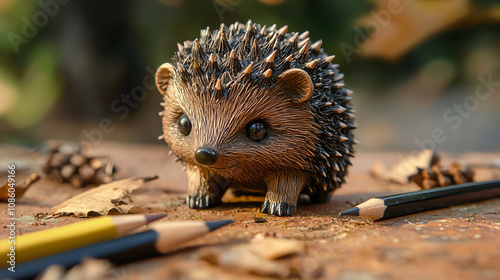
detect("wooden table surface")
[1,143,499,280]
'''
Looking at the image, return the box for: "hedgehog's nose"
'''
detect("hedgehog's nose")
[195,147,218,165]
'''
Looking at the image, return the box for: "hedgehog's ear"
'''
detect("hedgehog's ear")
[277,68,313,103]
[155,63,178,95]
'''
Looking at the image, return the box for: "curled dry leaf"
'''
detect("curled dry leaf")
[43,176,158,218]
[371,149,438,184]
[0,173,40,200]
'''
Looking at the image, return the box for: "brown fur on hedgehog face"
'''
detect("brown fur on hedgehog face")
[157,65,319,182]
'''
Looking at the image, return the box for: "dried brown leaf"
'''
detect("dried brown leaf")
[0,173,40,200]
[45,176,158,218]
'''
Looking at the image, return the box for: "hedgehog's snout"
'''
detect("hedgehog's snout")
[195,147,218,165]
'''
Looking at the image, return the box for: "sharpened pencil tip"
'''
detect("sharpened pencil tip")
[206,220,234,232]
[340,207,360,217]
[145,213,168,223]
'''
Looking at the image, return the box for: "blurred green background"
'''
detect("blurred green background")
[0,0,499,152]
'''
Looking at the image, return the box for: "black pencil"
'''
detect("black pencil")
[340,179,500,221]
[1,220,233,280]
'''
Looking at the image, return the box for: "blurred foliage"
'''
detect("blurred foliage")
[0,0,499,150]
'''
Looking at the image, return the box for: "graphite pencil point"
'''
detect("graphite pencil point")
[206,220,234,231]
[145,213,167,223]
[339,207,359,217]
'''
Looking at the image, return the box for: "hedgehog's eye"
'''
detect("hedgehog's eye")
[246,120,267,142]
[178,114,192,136]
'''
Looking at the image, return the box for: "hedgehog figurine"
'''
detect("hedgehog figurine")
[155,21,355,216]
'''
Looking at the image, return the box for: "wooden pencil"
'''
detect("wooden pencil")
[340,179,500,220]
[1,220,233,280]
[0,213,166,267]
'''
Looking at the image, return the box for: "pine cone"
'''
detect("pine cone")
[42,141,116,187]
[409,162,474,189]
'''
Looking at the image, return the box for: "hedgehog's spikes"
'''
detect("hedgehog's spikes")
[298,31,309,40]
[261,50,277,72]
[277,54,293,71]
[192,58,207,85]
[177,43,183,52]
[208,54,218,73]
[220,71,232,86]
[283,33,298,55]
[250,39,263,61]
[243,62,253,75]
[229,49,241,75]
[310,40,322,53]
[272,37,281,59]
[336,83,345,89]
[304,59,319,73]
[239,21,254,53]
[346,89,354,96]
[319,165,327,177]
[260,25,267,36]
[200,27,211,43]
[296,38,310,63]
[268,24,277,32]
[333,105,346,114]
[228,21,238,38]
[176,63,190,83]
[237,62,253,82]
[325,55,335,63]
[266,50,277,63]
[339,135,349,142]
[263,69,272,78]
[214,24,230,54]
[338,121,347,128]
[298,37,309,49]
[246,20,254,34]
[214,78,223,98]
[333,73,345,82]
[264,33,278,55]
[192,39,206,63]
[334,163,340,171]
[319,55,335,68]
[278,25,288,39]
[193,58,203,76]
[257,69,273,87]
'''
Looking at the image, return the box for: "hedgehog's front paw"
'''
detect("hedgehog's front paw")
[187,194,220,209]
[261,199,296,216]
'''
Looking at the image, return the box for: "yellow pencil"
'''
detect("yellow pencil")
[0,213,166,267]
